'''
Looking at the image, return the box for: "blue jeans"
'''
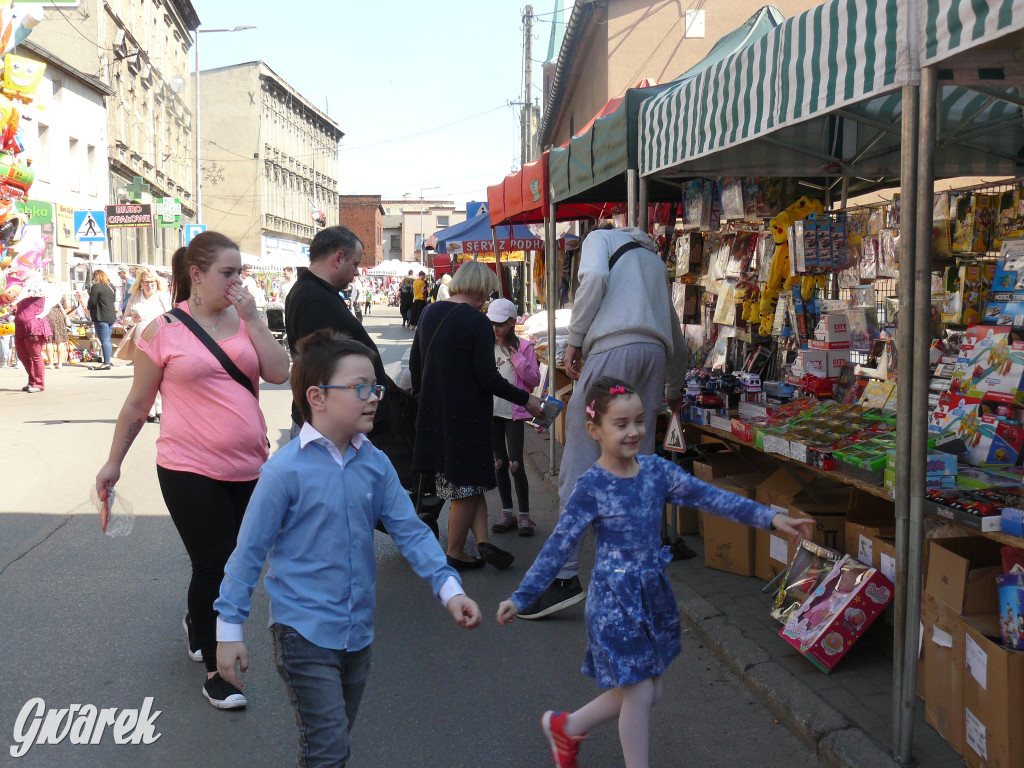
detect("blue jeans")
[93,321,112,364]
[271,623,372,768]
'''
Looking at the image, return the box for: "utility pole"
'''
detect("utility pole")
[522,6,533,166]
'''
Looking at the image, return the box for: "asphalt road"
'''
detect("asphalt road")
[0,306,824,767]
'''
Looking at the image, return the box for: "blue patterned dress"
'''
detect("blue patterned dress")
[509,455,777,688]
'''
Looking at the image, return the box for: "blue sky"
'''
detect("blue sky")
[193,1,568,207]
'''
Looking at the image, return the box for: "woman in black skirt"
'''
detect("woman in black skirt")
[410,260,543,570]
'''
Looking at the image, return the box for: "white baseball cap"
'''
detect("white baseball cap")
[485,298,518,323]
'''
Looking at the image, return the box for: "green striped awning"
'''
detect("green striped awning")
[923,0,1024,65]
[640,0,910,177]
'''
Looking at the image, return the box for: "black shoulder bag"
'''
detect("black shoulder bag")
[166,307,257,398]
[608,240,647,271]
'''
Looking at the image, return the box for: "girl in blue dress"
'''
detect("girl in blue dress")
[497,376,814,768]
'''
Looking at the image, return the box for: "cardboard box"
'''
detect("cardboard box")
[871,536,897,585]
[553,382,573,446]
[825,349,852,377]
[671,504,700,536]
[691,451,775,482]
[919,590,966,755]
[925,537,1003,615]
[962,616,1024,768]
[786,496,852,560]
[702,511,755,577]
[754,506,792,582]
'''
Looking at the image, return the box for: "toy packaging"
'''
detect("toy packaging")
[780,554,893,673]
[995,190,1024,249]
[928,392,983,434]
[961,413,1024,467]
[948,325,1024,404]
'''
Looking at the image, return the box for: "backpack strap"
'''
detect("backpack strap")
[608,241,647,271]
[167,307,257,398]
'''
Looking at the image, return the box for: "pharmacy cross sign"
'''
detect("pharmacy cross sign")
[156,197,181,228]
[119,176,150,202]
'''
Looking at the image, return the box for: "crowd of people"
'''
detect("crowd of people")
[83,224,813,768]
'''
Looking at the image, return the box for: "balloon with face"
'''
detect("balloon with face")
[2,54,45,103]
[0,281,21,304]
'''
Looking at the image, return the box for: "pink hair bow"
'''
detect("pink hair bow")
[609,385,626,395]
[585,400,596,419]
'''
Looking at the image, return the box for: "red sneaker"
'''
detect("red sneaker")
[541,711,585,768]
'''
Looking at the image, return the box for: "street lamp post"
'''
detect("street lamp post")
[419,185,439,266]
[194,25,256,224]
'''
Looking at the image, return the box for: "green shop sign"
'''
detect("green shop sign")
[15,199,53,225]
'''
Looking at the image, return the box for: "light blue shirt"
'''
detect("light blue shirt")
[215,423,463,651]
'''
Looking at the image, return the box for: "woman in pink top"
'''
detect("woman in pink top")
[95,231,289,710]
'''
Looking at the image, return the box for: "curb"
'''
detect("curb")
[524,435,898,768]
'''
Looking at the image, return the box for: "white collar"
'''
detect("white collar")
[298,422,366,452]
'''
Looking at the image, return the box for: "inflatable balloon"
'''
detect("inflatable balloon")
[2,53,45,102]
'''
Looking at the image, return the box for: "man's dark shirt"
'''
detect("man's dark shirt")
[285,269,389,430]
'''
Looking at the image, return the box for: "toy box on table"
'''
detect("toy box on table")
[948,326,1024,405]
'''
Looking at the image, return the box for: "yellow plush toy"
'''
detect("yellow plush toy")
[757,196,824,335]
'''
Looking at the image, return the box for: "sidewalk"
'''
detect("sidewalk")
[523,428,960,768]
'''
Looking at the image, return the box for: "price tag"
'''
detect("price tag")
[965,707,987,758]
[857,534,873,565]
[965,633,988,690]
[880,553,896,584]
[769,534,788,564]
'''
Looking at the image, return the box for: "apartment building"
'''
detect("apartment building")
[338,195,384,268]
[381,199,466,262]
[30,0,200,267]
[196,61,342,264]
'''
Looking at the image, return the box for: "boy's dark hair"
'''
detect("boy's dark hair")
[290,329,376,424]
[583,376,637,424]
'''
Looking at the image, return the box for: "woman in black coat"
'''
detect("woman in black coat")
[87,269,117,369]
[411,260,542,570]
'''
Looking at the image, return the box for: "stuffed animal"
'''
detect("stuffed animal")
[757,196,824,334]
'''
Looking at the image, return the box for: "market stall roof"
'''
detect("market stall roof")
[486,150,621,225]
[548,6,786,206]
[638,0,1024,193]
[922,0,1024,66]
[426,212,578,255]
[365,259,430,276]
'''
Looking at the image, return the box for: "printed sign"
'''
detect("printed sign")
[15,199,52,225]
[155,198,182,228]
[183,223,207,245]
[55,203,77,247]
[72,209,106,242]
[105,204,153,228]
[662,412,687,453]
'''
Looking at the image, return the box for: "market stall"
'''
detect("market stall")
[632,0,1024,763]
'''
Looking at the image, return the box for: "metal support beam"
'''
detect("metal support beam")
[546,185,558,477]
[626,169,639,227]
[893,81,919,765]
[638,176,649,231]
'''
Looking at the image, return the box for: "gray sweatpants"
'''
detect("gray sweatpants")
[555,342,666,579]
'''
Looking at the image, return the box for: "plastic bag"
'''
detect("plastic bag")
[90,485,135,537]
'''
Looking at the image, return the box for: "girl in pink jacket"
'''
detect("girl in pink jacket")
[487,299,541,536]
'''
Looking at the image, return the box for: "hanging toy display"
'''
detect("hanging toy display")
[757,196,825,335]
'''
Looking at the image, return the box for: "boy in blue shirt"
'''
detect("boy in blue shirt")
[215,329,481,766]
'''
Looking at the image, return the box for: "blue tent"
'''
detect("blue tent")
[427,212,576,255]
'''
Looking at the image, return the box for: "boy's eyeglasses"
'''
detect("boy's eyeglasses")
[318,383,386,401]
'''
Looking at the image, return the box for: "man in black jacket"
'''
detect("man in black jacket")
[285,226,390,439]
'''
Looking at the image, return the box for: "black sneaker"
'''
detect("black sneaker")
[517,576,585,620]
[202,673,247,710]
[183,615,203,662]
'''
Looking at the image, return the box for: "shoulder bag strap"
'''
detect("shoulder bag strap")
[168,307,257,398]
[608,241,647,271]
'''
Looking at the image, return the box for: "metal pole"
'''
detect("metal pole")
[546,185,558,476]
[194,32,201,222]
[492,226,504,298]
[638,176,649,231]
[898,64,936,766]
[892,80,919,761]
[626,169,639,227]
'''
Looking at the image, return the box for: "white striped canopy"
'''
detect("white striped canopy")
[923,0,1024,65]
[639,0,1024,188]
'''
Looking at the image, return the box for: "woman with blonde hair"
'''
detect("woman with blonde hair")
[410,260,544,570]
[116,266,171,421]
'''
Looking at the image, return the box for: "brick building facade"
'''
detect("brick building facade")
[339,194,384,268]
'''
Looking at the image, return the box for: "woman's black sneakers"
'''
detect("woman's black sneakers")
[202,673,247,710]
[183,615,203,662]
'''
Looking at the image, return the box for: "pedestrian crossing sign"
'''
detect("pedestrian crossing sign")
[73,209,106,242]
[663,411,687,453]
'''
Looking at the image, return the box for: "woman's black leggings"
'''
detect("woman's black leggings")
[157,466,257,672]
[492,417,529,514]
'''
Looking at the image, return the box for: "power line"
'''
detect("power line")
[339,104,509,153]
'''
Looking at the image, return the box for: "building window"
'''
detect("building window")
[390,234,401,251]
[436,215,449,227]
[68,138,80,192]
[36,124,49,181]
